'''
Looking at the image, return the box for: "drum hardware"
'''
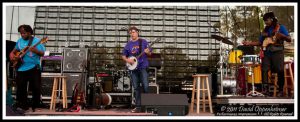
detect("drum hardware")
[222,78,236,88]
[245,64,264,97]
[216,45,231,95]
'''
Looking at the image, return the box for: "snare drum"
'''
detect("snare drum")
[247,65,262,84]
[242,55,261,65]
[228,49,243,64]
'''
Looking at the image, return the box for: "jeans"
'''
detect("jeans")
[130,68,149,108]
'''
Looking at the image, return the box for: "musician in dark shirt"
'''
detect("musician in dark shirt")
[243,12,291,97]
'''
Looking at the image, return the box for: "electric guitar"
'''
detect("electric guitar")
[70,60,87,112]
[126,38,160,70]
[12,37,48,69]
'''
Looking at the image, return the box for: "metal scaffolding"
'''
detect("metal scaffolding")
[33,6,221,86]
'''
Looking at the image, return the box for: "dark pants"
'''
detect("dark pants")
[15,66,41,109]
[130,68,149,108]
[262,51,284,91]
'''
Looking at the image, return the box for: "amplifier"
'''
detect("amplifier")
[41,56,63,73]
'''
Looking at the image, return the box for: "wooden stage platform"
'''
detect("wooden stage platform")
[5,95,294,118]
[22,97,294,117]
[23,106,214,116]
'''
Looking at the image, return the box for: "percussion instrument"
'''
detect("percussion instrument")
[228,49,243,64]
[241,55,261,65]
[95,93,112,106]
[247,65,262,84]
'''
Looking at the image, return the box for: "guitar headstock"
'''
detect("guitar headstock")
[153,38,161,43]
[40,37,49,44]
[149,38,161,46]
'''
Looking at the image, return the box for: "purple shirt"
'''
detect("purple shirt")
[122,38,152,69]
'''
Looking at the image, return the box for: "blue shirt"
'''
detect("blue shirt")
[15,37,46,71]
[259,24,289,56]
[122,38,152,69]
[259,24,289,44]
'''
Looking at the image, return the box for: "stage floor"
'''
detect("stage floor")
[23,106,214,116]
[12,95,294,117]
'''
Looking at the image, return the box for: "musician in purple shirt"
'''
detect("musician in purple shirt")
[122,26,152,113]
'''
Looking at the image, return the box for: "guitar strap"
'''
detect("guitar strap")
[28,36,34,46]
[138,38,142,56]
[26,36,34,58]
[273,24,283,45]
[20,36,34,61]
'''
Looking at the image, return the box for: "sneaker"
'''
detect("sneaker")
[131,107,141,113]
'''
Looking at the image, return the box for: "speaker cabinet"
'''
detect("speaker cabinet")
[63,48,89,72]
[141,94,189,116]
[41,76,55,97]
[63,72,87,98]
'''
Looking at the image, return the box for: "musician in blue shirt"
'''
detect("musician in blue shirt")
[122,26,152,113]
[9,24,46,112]
[243,12,291,97]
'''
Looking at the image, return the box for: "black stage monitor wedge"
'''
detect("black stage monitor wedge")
[141,94,189,116]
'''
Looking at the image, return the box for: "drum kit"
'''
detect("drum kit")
[112,70,131,92]
[212,34,264,97]
[95,64,132,93]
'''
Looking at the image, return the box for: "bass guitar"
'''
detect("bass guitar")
[12,37,48,69]
[262,24,281,51]
[126,38,160,70]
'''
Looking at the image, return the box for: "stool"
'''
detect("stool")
[190,74,213,114]
[268,72,278,97]
[49,76,68,110]
[284,61,294,97]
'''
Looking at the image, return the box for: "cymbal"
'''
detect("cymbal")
[211,34,234,45]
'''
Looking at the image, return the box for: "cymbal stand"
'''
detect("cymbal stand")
[224,50,228,78]
[246,65,264,97]
[218,43,224,95]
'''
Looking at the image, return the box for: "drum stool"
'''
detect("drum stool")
[190,74,213,114]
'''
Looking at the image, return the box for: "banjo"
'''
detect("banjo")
[126,38,160,70]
